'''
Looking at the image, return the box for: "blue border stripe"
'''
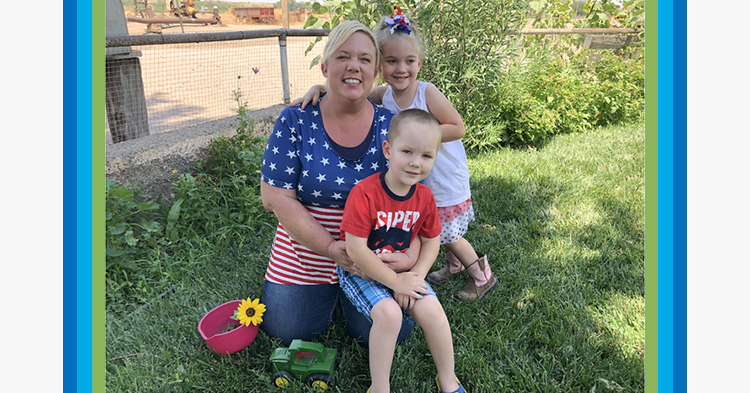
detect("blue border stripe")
[672,1,687,392]
[658,0,675,392]
[77,0,93,390]
[64,4,77,391]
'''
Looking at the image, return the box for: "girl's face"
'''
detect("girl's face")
[383,121,439,195]
[321,32,378,102]
[380,35,423,93]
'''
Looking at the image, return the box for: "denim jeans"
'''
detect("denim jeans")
[261,281,414,346]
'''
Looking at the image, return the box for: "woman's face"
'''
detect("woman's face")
[321,32,378,102]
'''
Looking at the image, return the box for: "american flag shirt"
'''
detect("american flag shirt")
[260,101,394,284]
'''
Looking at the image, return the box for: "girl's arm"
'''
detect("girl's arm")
[424,83,466,142]
[289,84,327,109]
[368,85,388,105]
[261,181,362,276]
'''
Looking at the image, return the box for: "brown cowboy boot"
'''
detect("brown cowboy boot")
[455,254,497,302]
[428,251,483,284]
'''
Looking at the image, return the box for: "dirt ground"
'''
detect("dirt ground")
[125,11,312,35]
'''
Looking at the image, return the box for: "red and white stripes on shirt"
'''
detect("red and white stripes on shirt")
[264,206,345,285]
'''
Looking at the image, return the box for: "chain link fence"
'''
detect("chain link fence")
[105,30,330,144]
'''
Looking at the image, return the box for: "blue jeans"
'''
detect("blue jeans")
[261,281,414,346]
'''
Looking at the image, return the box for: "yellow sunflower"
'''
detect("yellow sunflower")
[236,298,266,326]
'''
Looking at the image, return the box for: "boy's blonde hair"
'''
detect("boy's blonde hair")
[374,14,425,59]
[321,21,381,69]
[388,109,441,149]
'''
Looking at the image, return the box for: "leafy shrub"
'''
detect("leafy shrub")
[106,178,172,311]
[167,133,270,245]
[106,178,165,271]
[573,49,645,126]
[300,0,644,150]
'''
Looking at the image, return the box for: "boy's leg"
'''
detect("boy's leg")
[340,292,414,346]
[369,299,403,393]
[408,295,459,392]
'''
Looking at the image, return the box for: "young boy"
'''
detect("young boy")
[339,108,465,393]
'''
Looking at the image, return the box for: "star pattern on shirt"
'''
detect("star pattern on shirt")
[262,105,392,207]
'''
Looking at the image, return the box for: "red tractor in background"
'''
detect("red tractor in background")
[168,0,197,18]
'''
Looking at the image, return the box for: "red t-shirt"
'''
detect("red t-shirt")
[341,172,442,255]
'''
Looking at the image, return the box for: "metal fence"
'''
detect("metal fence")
[105,29,330,144]
[104,27,642,145]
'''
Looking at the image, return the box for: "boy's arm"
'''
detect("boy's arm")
[408,235,441,280]
[424,83,466,143]
[346,233,429,298]
[393,236,440,310]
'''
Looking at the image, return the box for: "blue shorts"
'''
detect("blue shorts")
[337,266,437,322]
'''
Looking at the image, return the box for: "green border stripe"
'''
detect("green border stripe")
[645,0,658,392]
[93,0,105,390]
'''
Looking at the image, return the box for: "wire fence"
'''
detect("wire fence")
[105,30,330,144]
[104,26,642,145]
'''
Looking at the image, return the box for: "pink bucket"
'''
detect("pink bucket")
[198,300,259,354]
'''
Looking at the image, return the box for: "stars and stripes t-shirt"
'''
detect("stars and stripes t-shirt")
[260,102,394,284]
[264,205,344,284]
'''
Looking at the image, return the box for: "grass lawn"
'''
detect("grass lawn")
[106,121,645,392]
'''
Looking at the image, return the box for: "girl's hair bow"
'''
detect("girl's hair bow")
[384,5,411,35]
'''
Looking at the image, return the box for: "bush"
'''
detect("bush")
[167,133,270,246]
[106,178,165,271]
[106,179,173,312]
[475,49,645,148]
[106,106,272,311]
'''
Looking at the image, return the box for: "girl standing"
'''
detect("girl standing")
[295,8,497,301]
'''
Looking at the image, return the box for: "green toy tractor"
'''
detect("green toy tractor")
[269,339,338,390]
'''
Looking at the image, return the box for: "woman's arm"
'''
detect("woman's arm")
[346,234,428,298]
[378,236,421,272]
[424,83,466,143]
[260,181,361,275]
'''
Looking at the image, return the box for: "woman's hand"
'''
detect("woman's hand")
[329,240,371,279]
[379,251,417,273]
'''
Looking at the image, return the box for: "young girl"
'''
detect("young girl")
[295,7,497,302]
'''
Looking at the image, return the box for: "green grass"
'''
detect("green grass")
[105,122,645,392]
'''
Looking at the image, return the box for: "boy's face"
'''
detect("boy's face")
[383,120,440,193]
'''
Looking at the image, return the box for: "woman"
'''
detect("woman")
[259,21,417,345]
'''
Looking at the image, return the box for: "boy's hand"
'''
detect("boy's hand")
[391,272,428,299]
[289,84,325,109]
[394,292,418,310]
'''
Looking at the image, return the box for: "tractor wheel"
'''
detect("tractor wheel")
[308,373,332,391]
[272,371,293,388]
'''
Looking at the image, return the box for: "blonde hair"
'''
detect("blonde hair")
[322,21,381,69]
[388,108,442,149]
[374,15,425,59]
